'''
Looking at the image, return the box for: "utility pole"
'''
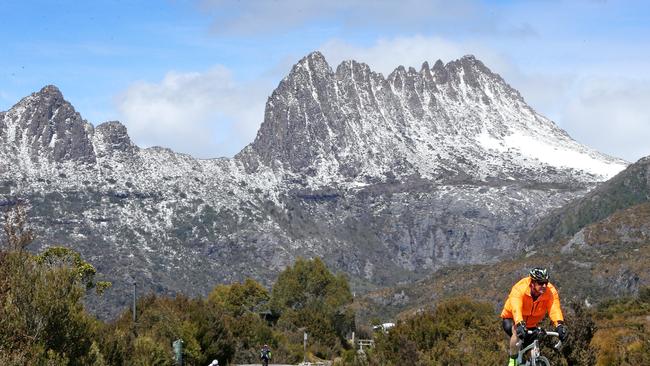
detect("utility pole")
[173,339,184,365]
[132,278,137,323]
[303,331,307,363]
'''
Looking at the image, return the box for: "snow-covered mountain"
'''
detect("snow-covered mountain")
[0,52,627,318]
[238,52,623,185]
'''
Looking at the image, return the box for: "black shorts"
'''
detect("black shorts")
[502,318,536,348]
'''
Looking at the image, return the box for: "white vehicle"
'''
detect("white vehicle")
[372,322,395,332]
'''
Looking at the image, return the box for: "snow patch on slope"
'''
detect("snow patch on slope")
[502,130,624,179]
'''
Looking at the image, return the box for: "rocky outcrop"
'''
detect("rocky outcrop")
[0,85,95,165]
[93,121,138,158]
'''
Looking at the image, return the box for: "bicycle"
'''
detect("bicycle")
[260,346,272,366]
[515,328,562,366]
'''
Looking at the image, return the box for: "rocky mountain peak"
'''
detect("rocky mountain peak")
[335,59,372,76]
[32,84,65,101]
[449,54,485,71]
[243,52,627,185]
[300,51,330,69]
[39,84,63,96]
[1,85,96,165]
[93,121,138,158]
[13,85,66,114]
[286,51,332,81]
[420,61,430,73]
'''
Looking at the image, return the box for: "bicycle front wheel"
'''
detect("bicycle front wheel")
[532,356,550,366]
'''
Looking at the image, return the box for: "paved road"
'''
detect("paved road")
[236,362,327,365]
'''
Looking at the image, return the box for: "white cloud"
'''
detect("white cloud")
[319,36,510,76]
[116,66,271,158]
[561,77,650,162]
[489,65,577,124]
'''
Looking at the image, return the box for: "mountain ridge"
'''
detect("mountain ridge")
[239,52,625,188]
[0,52,630,318]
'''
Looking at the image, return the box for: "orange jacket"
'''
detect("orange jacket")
[500,277,564,327]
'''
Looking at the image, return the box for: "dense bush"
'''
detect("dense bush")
[0,205,107,364]
[363,297,504,365]
[271,257,355,360]
[590,287,650,365]
[99,294,238,365]
[207,279,278,364]
[96,258,355,365]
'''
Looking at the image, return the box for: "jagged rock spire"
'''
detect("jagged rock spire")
[1,85,96,164]
[240,52,626,184]
[93,121,138,158]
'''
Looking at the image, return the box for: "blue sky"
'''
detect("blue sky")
[1,0,649,161]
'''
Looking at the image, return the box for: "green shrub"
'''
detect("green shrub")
[364,297,503,366]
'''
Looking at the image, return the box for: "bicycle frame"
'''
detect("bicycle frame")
[516,329,561,366]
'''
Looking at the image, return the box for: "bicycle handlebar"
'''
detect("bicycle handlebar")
[544,332,562,349]
[529,330,559,337]
[518,329,562,349]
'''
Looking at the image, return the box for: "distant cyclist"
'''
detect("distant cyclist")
[260,344,272,366]
[500,268,568,366]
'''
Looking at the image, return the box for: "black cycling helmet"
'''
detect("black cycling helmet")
[529,267,549,283]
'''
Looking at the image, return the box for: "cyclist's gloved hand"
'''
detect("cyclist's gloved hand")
[516,321,527,340]
[556,323,568,342]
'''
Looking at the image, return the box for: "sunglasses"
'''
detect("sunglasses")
[533,281,548,286]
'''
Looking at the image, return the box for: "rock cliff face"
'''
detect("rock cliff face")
[0,53,627,318]
[239,53,623,184]
[0,85,95,165]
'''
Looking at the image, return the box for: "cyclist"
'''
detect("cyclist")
[260,344,272,366]
[500,267,568,366]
